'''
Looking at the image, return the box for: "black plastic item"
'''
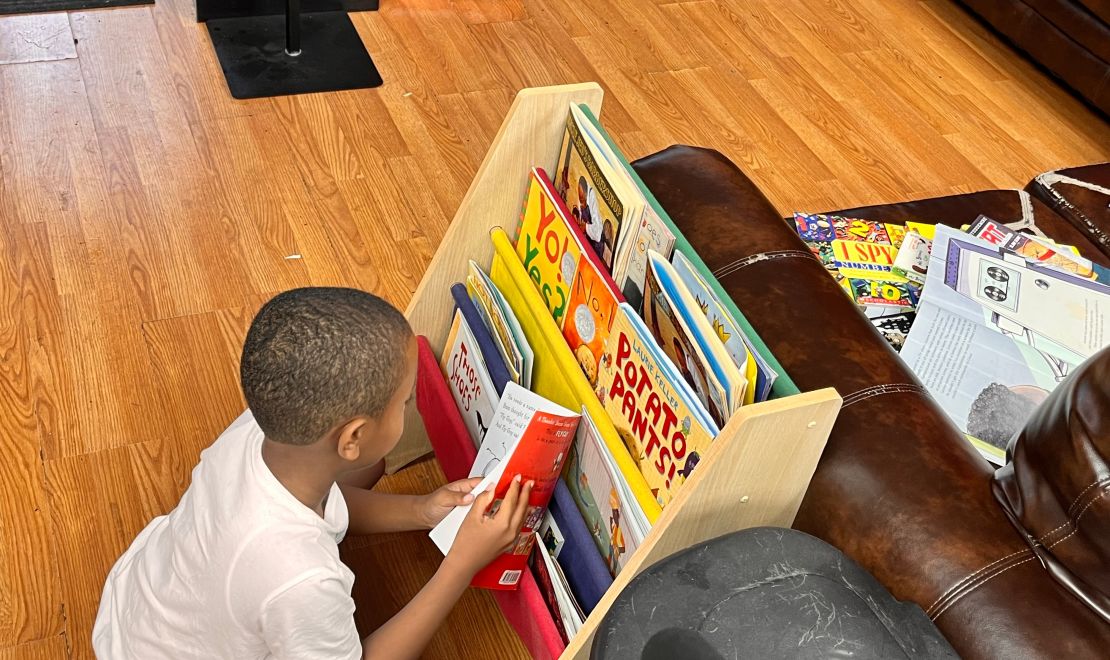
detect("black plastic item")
[206,8,381,100]
[592,528,958,660]
[195,0,378,23]
[0,0,149,15]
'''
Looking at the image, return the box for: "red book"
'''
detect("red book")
[430,382,580,589]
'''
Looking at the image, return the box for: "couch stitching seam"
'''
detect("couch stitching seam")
[712,250,817,279]
[930,556,1037,621]
[1046,487,1110,550]
[923,548,1030,615]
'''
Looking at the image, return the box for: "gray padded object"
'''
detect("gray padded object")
[592,528,958,660]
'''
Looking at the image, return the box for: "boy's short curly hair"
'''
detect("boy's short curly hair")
[240,287,413,446]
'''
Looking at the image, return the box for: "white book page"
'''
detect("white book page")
[469,382,574,479]
[429,461,507,555]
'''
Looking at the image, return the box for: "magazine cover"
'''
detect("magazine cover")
[441,310,501,448]
[967,215,1106,281]
[431,383,580,590]
[901,225,1110,464]
[595,303,718,507]
[515,168,584,328]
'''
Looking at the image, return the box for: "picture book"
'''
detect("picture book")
[527,537,569,645]
[574,104,678,312]
[467,260,534,389]
[553,104,635,273]
[515,168,584,328]
[450,283,511,397]
[670,250,777,404]
[643,254,731,427]
[595,303,719,507]
[549,480,614,613]
[441,310,501,449]
[431,383,580,589]
[531,531,585,641]
[563,248,623,387]
[794,212,907,282]
[564,407,647,577]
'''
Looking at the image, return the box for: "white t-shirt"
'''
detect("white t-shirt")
[93,410,362,660]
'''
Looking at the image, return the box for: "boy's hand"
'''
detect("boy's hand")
[416,477,484,529]
[445,476,533,575]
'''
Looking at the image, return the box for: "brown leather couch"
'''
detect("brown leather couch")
[954,0,1110,115]
[629,146,1110,659]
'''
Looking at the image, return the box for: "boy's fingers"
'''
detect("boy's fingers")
[512,481,534,530]
[469,488,495,518]
[498,477,522,520]
[447,477,483,493]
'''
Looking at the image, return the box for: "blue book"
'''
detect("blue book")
[451,283,512,396]
[548,479,613,614]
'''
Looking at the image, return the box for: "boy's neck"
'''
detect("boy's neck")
[260,438,336,516]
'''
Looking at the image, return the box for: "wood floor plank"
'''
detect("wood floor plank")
[0,14,76,65]
[0,636,68,660]
[46,440,184,660]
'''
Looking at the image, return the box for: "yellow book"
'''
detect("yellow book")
[489,228,662,523]
[515,168,583,328]
[595,303,718,508]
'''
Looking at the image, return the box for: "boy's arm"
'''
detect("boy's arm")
[340,477,483,535]
[361,478,532,660]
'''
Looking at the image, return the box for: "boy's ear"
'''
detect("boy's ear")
[336,417,375,462]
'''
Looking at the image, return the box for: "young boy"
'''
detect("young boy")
[93,287,532,659]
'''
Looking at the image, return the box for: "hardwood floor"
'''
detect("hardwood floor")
[0,0,1106,657]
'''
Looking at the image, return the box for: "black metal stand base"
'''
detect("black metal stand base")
[206,11,382,99]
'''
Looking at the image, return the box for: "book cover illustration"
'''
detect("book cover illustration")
[594,303,718,507]
[431,383,580,590]
[515,168,584,327]
[553,106,626,271]
[449,283,511,397]
[643,255,729,427]
[648,250,748,416]
[441,310,501,448]
[467,260,534,389]
[670,250,777,403]
[794,212,907,282]
[564,407,647,577]
[563,249,622,387]
[846,278,920,309]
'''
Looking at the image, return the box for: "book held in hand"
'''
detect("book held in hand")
[430,382,580,590]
